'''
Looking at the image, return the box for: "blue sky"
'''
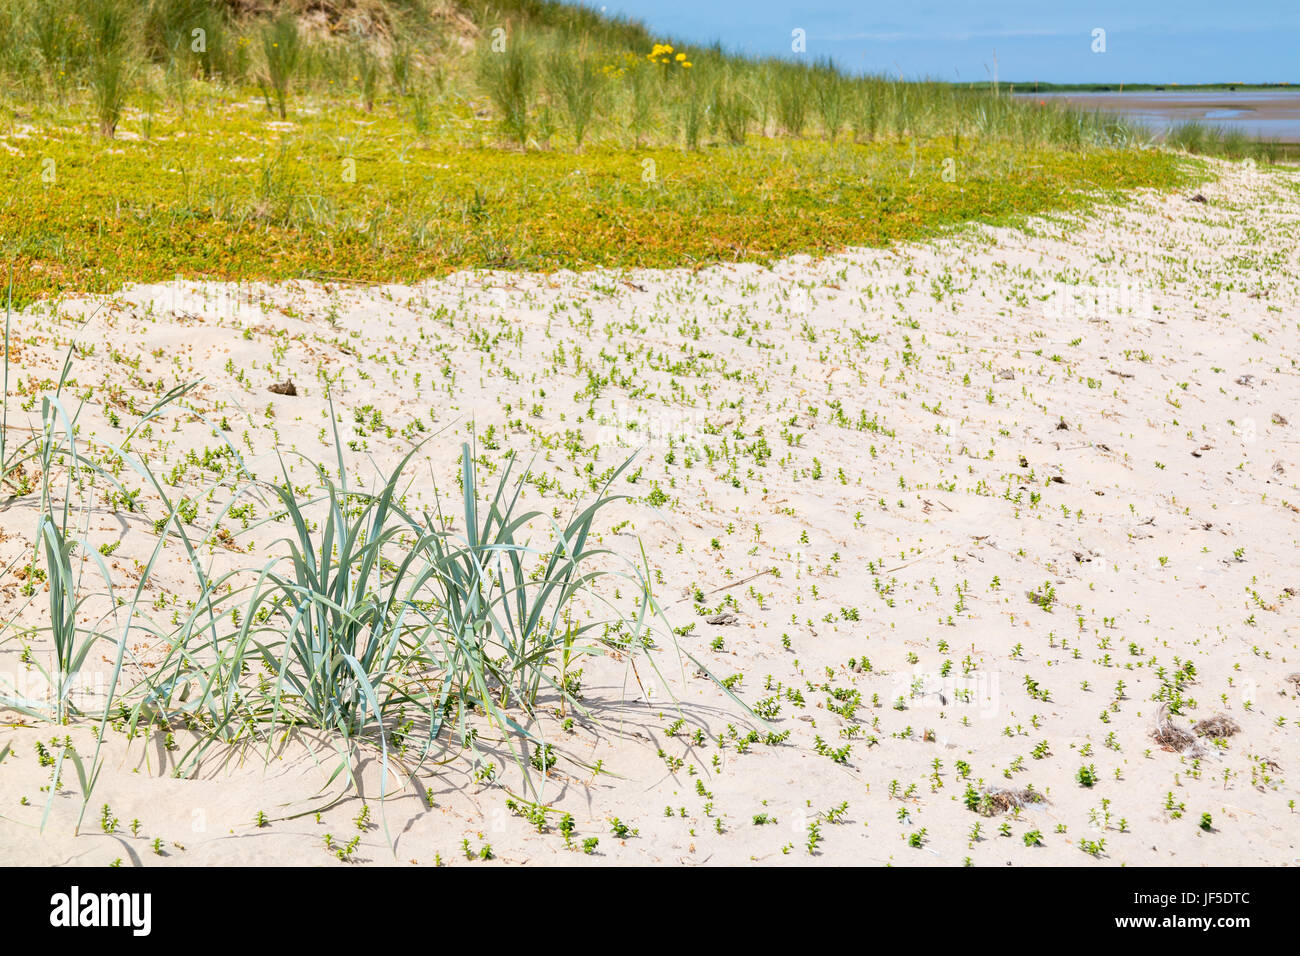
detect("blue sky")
[585,1,1298,84]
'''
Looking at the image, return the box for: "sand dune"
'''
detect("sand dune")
[1,158,1297,866]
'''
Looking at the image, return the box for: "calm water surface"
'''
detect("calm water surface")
[1010,90,1300,142]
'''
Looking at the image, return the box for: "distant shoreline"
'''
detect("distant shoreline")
[973,82,1297,92]
[998,86,1300,145]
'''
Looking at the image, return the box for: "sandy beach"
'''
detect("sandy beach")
[1,156,1297,867]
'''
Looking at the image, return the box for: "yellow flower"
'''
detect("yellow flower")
[682,61,692,68]
[675,53,686,62]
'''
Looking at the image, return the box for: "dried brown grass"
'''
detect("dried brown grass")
[1153,703,1203,755]
[978,787,1045,816]
[1193,714,1241,739]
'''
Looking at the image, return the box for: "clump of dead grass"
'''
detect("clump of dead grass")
[977,786,1045,816]
[1153,703,1203,755]
[1193,714,1241,739]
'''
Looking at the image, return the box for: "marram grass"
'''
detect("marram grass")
[2,306,723,822]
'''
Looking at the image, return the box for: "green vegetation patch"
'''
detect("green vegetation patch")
[2,105,1187,305]
[0,0,1200,304]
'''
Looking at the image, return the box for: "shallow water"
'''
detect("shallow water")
[1010,89,1300,142]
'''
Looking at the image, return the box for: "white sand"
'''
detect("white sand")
[1,158,1297,866]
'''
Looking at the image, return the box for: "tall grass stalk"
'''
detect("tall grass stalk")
[85,0,134,138]
[675,67,705,150]
[852,83,878,143]
[478,34,535,147]
[259,11,301,119]
[411,83,433,139]
[143,0,208,64]
[714,72,752,146]
[389,37,413,96]
[547,47,600,148]
[813,60,845,141]
[165,33,191,117]
[625,60,653,146]
[353,35,380,112]
[773,65,808,136]
[29,0,81,101]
